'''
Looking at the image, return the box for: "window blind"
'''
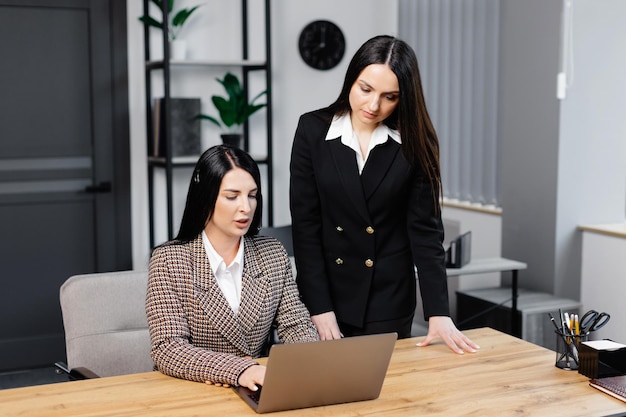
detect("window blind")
[399,0,500,207]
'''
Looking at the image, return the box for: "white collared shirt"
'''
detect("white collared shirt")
[325,113,401,174]
[202,231,244,314]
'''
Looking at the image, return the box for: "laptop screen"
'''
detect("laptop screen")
[235,332,398,413]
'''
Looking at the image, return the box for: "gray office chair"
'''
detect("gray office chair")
[260,224,297,278]
[56,270,154,379]
[260,225,293,256]
[257,225,295,353]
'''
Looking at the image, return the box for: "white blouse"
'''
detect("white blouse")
[201,231,244,314]
[324,113,401,174]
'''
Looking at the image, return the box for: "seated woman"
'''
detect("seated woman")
[146,145,319,391]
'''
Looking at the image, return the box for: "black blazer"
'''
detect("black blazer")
[289,108,450,328]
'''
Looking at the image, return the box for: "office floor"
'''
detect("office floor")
[0,366,69,390]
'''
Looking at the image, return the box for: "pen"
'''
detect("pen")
[548,312,561,332]
[549,312,570,345]
[563,312,572,345]
[549,312,568,337]
[574,314,580,336]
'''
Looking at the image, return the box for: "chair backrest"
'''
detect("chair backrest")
[260,225,297,275]
[260,225,293,256]
[59,270,153,377]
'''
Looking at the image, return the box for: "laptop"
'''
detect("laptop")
[234,332,397,413]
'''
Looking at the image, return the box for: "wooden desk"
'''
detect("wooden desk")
[447,257,527,336]
[2,328,624,417]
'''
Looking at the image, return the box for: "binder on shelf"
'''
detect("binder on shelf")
[151,97,201,158]
[445,231,471,268]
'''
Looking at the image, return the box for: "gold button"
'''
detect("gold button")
[366,226,374,234]
[335,258,344,265]
[365,259,374,267]
[336,226,343,232]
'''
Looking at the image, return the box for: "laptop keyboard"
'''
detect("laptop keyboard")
[248,386,262,404]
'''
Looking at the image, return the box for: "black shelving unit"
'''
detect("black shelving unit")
[143,0,274,248]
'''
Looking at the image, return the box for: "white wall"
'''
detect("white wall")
[554,0,626,299]
[127,0,398,268]
[127,1,150,269]
[581,230,626,343]
[499,0,626,302]
[498,0,562,296]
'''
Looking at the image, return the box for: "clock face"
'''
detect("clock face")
[298,20,345,70]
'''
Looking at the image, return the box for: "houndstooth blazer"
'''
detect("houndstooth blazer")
[146,233,319,385]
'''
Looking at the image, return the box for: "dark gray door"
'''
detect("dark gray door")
[0,0,131,370]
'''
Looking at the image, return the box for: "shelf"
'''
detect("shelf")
[146,59,267,71]
[143,0,274,247]
[147,156,197,167]
[148,154,269,167]
[578,223,626,239]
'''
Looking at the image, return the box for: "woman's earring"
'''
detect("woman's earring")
[193,171,200,184]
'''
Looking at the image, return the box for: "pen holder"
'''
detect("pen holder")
[555,330,588,370]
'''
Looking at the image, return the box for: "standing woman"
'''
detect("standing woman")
[289,35,478,354]
[147,145,318,391]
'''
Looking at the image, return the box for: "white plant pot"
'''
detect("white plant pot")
[170,40,187,60]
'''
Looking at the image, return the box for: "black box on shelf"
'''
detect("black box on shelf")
[152,97,201,158]
[579,340,626,379]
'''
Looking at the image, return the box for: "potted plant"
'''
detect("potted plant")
[139,0,202,59]
[197,72,268,148]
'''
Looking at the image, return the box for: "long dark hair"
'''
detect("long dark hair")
[328,35,442,209]
[173,144,263,243]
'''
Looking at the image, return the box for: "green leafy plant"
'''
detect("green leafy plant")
[197,72,268,133]
[139,0,202,41]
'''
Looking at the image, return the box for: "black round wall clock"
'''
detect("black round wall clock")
[298,20,346,70]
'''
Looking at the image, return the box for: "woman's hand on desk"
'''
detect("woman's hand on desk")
[205,380,231,388]
[417,316,480,354]
[311,311,343,340]
[237,364,266,391]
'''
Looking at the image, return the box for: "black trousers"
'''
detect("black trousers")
[339,313,414,339]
